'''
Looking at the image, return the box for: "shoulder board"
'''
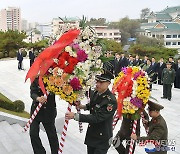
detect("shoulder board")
[102,95,112,101]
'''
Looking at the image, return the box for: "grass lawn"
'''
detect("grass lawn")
[0,107,30,119]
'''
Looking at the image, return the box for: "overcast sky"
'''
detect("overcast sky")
[0,0,179,23]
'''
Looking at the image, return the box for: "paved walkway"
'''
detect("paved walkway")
[0,58,180,153]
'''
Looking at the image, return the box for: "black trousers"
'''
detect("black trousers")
[18,61,22,70]
[113,133,136,154]
[87,146,108,154]
[30,119,59,154]
[30,59,35,67]
[163,84,172,99]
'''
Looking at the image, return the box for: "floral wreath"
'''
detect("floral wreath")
[42,24,103,103]
[112,66,151,120]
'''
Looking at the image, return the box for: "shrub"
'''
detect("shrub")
[13,100,25,112]
[0,93,14,111]
[9,51,16,58]
[22,50,27,57]
[0,52,4,59]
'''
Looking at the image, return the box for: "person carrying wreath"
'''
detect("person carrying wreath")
[65,70,117,154]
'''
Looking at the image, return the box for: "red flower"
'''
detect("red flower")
[57,52,78,74]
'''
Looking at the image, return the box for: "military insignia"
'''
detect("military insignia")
[107,104,113,112]
[95,104,100,108]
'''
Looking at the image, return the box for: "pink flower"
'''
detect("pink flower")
[70,77,82,90]
[71,43,80,50]
[77,49,88,62]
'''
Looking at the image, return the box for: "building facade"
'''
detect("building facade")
[0,7,21,31]
[92,26,121,43]
[138,6,180,51]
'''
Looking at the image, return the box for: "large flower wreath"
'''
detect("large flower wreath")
[112,66,151,120]
[42,25,103,103]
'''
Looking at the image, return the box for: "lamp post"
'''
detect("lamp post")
[30,31,33,43]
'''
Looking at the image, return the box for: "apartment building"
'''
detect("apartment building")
[0,7,21,31]
[51,17,79,36]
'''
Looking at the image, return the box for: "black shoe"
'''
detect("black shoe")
[161,97,166,99]
[168,98,171,101]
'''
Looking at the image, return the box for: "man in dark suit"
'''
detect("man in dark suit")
[17,48,24,70]
[156,58,166,85]
[151,57,158,84]
[174,58,180,89]
[119,53,128,70]
[131,100,168,154]
[29,48,35,67]
[30,77,59,154]
[133,55,141,66]
[65,70,117,154]
[114,53,121,76]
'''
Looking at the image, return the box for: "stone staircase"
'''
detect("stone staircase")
[0,120,52,154]
[0,112,87,154]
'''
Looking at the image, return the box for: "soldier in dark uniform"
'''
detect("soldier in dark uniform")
[161,62,175,101]
[113,111,149,154]
[65,70,117,154]
[30,77,59,154]
[131,100,168,154]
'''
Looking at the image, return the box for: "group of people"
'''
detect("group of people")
[104,52,179,101]
[17,47,35,70]
[29,67,168,154]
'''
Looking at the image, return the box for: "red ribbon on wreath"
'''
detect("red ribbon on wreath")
[25,29,80,95]
[112,67,133,117]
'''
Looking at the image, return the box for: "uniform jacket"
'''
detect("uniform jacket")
[79,89,117,149]
[117,111,148,140]
[138,115,168,154]
[162,68,175,84]
[30,78,57,123]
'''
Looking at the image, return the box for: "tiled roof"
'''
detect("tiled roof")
[160,6,180,13]
[140,22,180,32]
[147,13,172,20]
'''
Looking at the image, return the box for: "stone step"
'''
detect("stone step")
[0,121,26,153]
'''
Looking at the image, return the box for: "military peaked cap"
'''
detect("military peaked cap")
[95,69,114,82]
[148,100,164,111]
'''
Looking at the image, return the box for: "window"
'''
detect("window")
[166,35,171,38]
[178,42,180,45]
[110,33,112,36]
[97,33,103,36]
[104,33,107,36]
[172,42,177,45]
[114,33,120,36]
[178,35,180,38]
[166,42,171,45]
[173,35,177,38]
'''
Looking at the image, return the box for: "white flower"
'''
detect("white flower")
[48,68,53,73]
[57,68,63,76]
[65,46,72,52]
[53,58,58,64]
